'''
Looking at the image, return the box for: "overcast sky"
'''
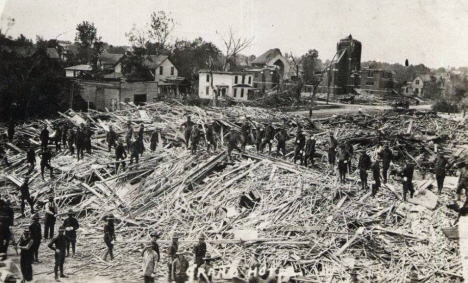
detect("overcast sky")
[1,0,468,68]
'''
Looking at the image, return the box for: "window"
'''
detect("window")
[242,75,245,84]
[366,81,374,86]
[134,94,147,106]
[206,74,210,82]
[248,76,251,84]
[206,86,210,95]
[241,89,244,97]
[254,73,258,78]
[416,80,420,85]
[235,76,238,84]
[171,67,175,76]
[254,83,258,88]
[234,88,237,97]
[159,66,163,75]
[367,71,373,78]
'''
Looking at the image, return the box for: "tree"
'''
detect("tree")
[218,28,253,71]
[75,21,104,78]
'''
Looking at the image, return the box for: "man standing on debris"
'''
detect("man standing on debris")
[63,209,79,257]
[241,118,251,151]
[167,234,179,280]
[125,122,134,152]
[115,139,127,173]
[193,235,207,279]
[205,124,217,153]
[40,125,49,152]
[261,122,275,155]
[106,126,118,152]
[54,126,62,152]
[103,213,116,261]
[29,213,42,263]
[67,128,75,156]
[328,133,338,170]
[172,250,189,283]
[379,145,393,184]
[0,215,15,260]
[150,128,160,152]
[19,177,34,217]
[44,196,57,239]
[304,135,316,167]
[18,227,34,282]
[84,125,93,155]
[358,151,372,190]
[434,152,449,195]
[224,130,243,162]
[371,158,381,197]
[62,124,68,150]
[345,141,354,173]
[40,146,53,180]
[142,232,160,283]
[457,161,468,201]
[275,128,289,158]
[181,116,195,149]
[294,130,306,165]
[255,128,264,153]
[399,162,415,201]
[48,226,69,281]
[75,126,85,160]
[138,124,145,156]
[337,144,349,183]
[26,148,36,174]
[7,120,15,143]
[130,135,140,165]
[191,124,201,154]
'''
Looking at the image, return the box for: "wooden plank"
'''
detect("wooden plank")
[335,227,365,256]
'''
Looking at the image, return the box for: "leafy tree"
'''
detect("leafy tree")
[75,21,104,78]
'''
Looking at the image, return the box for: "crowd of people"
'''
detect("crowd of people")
[2,114,468,282]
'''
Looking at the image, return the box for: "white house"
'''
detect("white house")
[65,65,92,78]
[199,70,254,101]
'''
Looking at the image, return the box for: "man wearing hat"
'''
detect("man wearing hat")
[26,148,36,174]
[457,161,468,201]
[84,125,93,155]
[103,213,116,261]
[199,252,215,283]
[167,234,179,280]
[205,124,217,153]
[371,158,381,198]
[293,130,306,165]
[142,231,160,283]
[275,128,289,158]
[39,125,49,152]
[328,133,338,170]
[336,144,349,183]
[261,123,275,155]
[54,125,62,153]
[137,124,145,156]
[29,213,42,263]
[19,177,34,217]
[379,144,393,184]
[67,127,75,155]
[48,226,69,281]
[115,139,127,174]
[398,162,415,201]
[130,134,141,165]
[193,235,207,279]
[190,124,202,154]
[358,151,372,190]
[125,122,134,152]
[304,135,316,167]
[180,116,195,149]
[240,119,251,151]
[18,227,34,282]
[106,126,118,152]
[224,130,244,162]
[150,128,160,152]
[255,127,264,153]
[172,250,189,283]
[63,210,79,257]
[75,126,85,161]
[44,196,57,239]
[434,152,449,194]
[61,124,68,151]
[40,146,54,180]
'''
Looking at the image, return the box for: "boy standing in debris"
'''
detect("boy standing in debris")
[103,213,116,261]
[205,124,217,153]
[261,123,275,155]
[193,235,207,279]
[457,161,468,201]
[44,195,57,239]
[106,126,118,152]
[19,177,34,217]
[26,148,36,174]
[191,124,201,154]
[293,130,306,165]
[380,145,393,183]
[40,125,49,152]
[304,135,316,167]
[75,127,85,160]
[18,227,34,282]
[434,152,449,195]
[48,226,69,281]
[241,119,251,151]
[337,144,349,183]
[358,151,372,190]
[371,159,381,197]
[63,209,79,257]
[167,234,179,280]
[115,139,127,173]
[399,162,415,201]
[275,128,289,158]
[40,146,53,180]
[150,128,160,151]
[130,135,140,165]
[142,231,160,283]
[345,141,354,173]
[29,213,42,263]
[181,116,195,149]
[255,128,264,153]
[125,122,134,152]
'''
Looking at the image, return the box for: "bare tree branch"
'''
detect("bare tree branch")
[218,28,254,71]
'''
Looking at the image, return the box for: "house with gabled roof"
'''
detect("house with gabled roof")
[251,48,291,80]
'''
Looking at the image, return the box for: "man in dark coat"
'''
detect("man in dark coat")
[18,227,34,282]
[181,116,195,149]
[191,125,201,154]
[337,145,349,183]
[275,128,289,158]
[138,124,145,156]
[129,135,140,165]
[125,122,134,152]
[40,146,53,180]
[19,177,34,216]
[54,126,62,152]
[328,133,338,170]
[150,129,160,151]
[106,126,118,152]
[26,148,36,174]
[44,196,57,239]
[167,234,179,280]
[240,120,251,151]
[255,128,264,153]
[261,123,275,155]
[293,130,306,165]
[48,226,69,280]
[380,145,393,183]
[0,215,14,259]
[399,162,415,201]
[62,124,68,150]
[205,125,216,153]
[103,214,115,261]
[371,159,381,197]
[75,127,85,160]
[40,125,49,152]
[63,210,79,257]
[115,139,127,173]
[193,235,207,279]
[84,126,93,155]
[345,141,354,173]
[358,151,372,190]
[29,213,42,263]
[67,128,75,155]
[224,130,243,162]
[304,135,316,167]
[434,152,449,194]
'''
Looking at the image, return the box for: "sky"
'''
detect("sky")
[1,0,468,69]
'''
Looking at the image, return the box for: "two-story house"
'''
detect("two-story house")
[410,74,445,98]
[198,70,254,101]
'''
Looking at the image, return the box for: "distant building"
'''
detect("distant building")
[246,66,280,92]
[359,68,395,95]
[325,35,362,95]
[406,74,445,98]
[198,70,254,101]
[251,48,291,80]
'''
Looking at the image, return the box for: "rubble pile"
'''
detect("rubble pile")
[1,102,467,282]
